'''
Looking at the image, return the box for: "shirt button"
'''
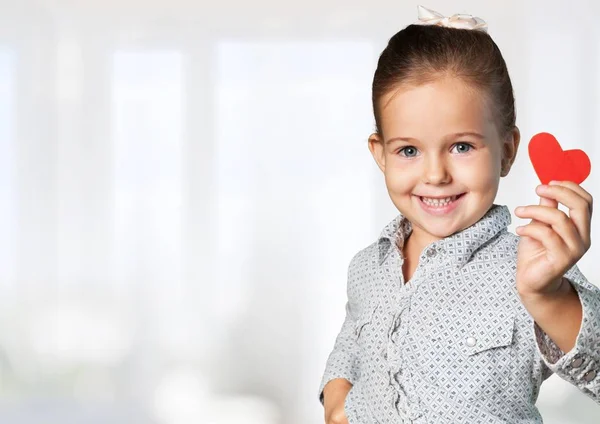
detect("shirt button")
[583,370,597,382]
[426,248,436,257]
[571,357,584,368]
[466,336,477,347]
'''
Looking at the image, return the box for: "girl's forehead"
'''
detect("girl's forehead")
[382,78,488,111]
[380,79,496,135]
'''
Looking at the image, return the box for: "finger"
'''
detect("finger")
[514,205,585,256]
[536,183,592,247]
[541,182,591,212]
[549,180,593,215]
[534,194,557,228]
[530,185,558,230]
[515,222,571,266]
[538,190,558,209]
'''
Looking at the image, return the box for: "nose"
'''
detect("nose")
[423,154,451,185]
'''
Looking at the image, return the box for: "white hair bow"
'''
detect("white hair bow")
[414,5,488,33]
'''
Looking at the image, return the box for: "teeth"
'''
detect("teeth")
[421,195,459,206]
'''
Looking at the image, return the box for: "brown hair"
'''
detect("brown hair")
[372,24,516,138]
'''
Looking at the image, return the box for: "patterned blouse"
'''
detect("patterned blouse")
[318,204,600,423]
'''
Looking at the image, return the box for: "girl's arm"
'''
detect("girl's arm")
[318,300,359,405]
[519,275,582,354]
[523,263,600,403]
[514,181,598,402]
[318,255,362,406]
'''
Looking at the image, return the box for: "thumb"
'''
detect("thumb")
[533,195,558,227]
[539,195,558,209]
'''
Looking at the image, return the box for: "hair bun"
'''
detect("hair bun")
[414,5,488,33]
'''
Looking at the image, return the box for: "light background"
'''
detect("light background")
[0,0,598,423]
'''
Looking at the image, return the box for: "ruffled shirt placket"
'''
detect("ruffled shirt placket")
[383,241,450,422]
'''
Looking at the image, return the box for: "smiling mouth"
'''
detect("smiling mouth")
[418,193,466,206]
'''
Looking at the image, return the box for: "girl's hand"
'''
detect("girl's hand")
[514,181,593,297]
[325,403,349,424]
[323,378,351,424]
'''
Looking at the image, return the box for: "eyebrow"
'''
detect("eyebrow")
[385,132,486,145]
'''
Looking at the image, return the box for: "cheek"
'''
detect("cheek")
[384,167,415,195]
[454,153,499,179]
[453,158,500,194]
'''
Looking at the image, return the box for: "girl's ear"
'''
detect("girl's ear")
[500,126,521,177]
[368,133,387,173]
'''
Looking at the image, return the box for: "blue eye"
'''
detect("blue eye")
[399,146,419,157]
[398,143,473,157]
[453,143,473,153]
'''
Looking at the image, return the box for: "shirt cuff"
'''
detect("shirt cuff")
[318,371,357,406]
[534,265,600,397]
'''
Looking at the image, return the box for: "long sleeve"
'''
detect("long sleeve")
[534,263,600,403]
[317,258,361,406]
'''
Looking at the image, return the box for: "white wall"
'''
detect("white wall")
[0,0,598,423]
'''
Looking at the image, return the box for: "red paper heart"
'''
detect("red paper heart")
[528,132,591,185]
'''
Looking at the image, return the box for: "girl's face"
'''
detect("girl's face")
[369,75,520,247]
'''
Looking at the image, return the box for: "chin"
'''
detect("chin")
[423,225,459,239]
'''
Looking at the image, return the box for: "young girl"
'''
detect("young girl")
[318,6,599,424]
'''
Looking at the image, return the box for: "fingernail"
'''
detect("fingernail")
[549,180,559,185]
[515,207,524,213]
